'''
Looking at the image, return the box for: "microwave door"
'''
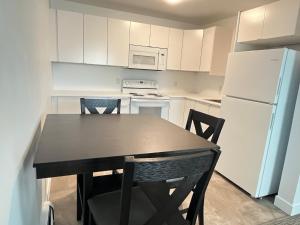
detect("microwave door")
[129,51,158,70]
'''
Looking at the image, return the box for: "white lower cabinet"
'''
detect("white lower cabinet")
[208,105,221,117]
[52,97,130,114]
[169,98,185,127]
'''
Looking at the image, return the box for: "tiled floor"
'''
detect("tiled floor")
[50,173,288,225]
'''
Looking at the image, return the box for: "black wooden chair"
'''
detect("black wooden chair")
[183,108,225,224]
[185,109,225,144]
[88,149,221,225]
[77,98,122,221]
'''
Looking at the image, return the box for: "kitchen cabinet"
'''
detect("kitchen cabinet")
[49,9,58,62]
[169,98,185,127]
[237,6,265,43]
[130,22,150,46]
[237,0,300,45]
[150,25,169,48]
[200,26,233,76]
[84,15,107,65]
[57,10,83,63]
[108,18,130,67]
[54,96,130,114]
[262,0,300,41]
[208,105,221,117]
[181,29,203,72]
[167,28,183,70]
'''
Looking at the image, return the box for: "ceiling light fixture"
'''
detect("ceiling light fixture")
[165,0,182,5]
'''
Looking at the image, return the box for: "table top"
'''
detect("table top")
[33,114,219,177]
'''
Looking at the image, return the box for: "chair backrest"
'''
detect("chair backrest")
[185,109,225,144]
[80,98,121,114]
[119,149,221,225]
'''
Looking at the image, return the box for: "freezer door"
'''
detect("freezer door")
[216,96,274,197]
[223,49,287,104]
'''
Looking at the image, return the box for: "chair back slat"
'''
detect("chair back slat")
[130,152,214,182]
[185,109,225,144]
[80,98,121,115]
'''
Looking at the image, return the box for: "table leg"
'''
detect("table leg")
[82,173,93,225]
[77,174,83,221]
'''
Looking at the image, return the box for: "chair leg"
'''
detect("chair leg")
[77,174,82,221]
[197,198,204,225]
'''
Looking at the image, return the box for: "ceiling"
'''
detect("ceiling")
[68,0,276,25]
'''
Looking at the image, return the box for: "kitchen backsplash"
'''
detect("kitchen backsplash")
[52,63,224,97]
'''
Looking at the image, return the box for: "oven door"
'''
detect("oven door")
[130,99,170,120]
[129,50,159,70]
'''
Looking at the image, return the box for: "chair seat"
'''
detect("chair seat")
[88,186,157,225]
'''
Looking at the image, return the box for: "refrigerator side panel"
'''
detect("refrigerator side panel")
[223,48,286,104]
[259,50,300,196]
[216,96,273,197]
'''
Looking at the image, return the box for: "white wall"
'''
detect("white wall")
[52,63,198,92]
[275,84,300,215]
[0,0,51,224]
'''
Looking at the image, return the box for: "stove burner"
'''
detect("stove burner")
[130,93,144,97]
[148,93,163,97]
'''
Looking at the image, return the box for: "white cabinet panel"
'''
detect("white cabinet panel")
[263,0,300,39]
[84,15,107,65]
[237,6,265,43]
[130,22,150,46]
[49,9,58,62]
[169,98,185,127]
[108,18,130,67]
[200,27,216,72]
[57,10,83,63]
[167,28,183,70]
[150,25,169,48]
[181,30,203,72]
[200,26,233,76]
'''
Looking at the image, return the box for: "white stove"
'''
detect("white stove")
[122,80,170,119]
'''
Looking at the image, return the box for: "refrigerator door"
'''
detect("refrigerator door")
[216,96,274,197]
[223,48,287,104]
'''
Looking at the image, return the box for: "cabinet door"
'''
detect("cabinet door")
[181,30,203,72]
[49,9,58,62]
[167,28,183,70]
[150,25,169,48]
[84,15,107,65]
[237,6,265,43]
[130,22,150,46]
[57,10,83,63]
[108,18,130,67]
[169,98,185,127]
[262,0,300,39]
[200,27,216,72]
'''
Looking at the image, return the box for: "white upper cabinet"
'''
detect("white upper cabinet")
[181,29,203,72]
[237,6,265,43]
[150,25,169,48]
[167,28,183,70]
[237,0,300,44]
[49,9,58,62]
[130,22,150,46]
[84,15,107,65]
[200,26,233,76]
[108,18,130,67]
[262,0,300,40]
[57,10,83,63]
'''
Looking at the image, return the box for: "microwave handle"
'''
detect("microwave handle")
[158,49,167,70]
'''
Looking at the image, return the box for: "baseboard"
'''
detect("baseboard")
[275,195,300,216]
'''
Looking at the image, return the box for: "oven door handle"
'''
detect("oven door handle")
[131,99,170,103]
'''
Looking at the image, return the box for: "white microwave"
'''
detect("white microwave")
[128,45,167,70]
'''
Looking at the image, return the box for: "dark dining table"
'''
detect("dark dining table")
[33,114,219,225]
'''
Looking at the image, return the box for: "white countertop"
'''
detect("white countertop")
[52,90,222,106]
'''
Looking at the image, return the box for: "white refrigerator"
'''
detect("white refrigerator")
[217,48,300,198]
